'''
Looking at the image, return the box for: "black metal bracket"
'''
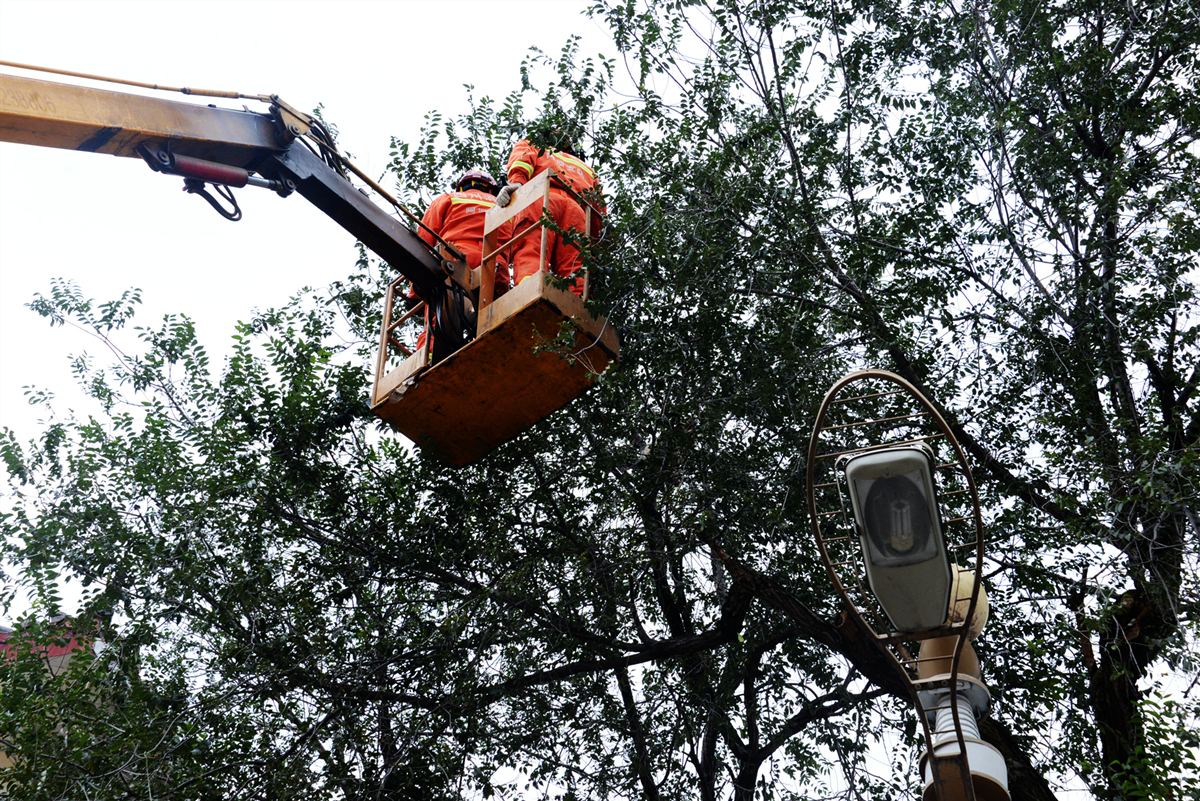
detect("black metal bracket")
[259,142,444,298]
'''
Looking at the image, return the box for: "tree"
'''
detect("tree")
[584,0,1200,793]
[2,1,1198,799]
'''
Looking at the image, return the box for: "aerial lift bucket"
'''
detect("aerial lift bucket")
[371,171,618,467]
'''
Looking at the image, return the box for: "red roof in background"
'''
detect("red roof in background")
[0,619,91,662]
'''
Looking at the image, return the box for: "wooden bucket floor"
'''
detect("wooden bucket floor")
[372,275,618,467]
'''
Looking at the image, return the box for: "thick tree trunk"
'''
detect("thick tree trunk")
[1090,586,1171,796]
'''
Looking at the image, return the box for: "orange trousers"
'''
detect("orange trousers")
[511,189,595,298]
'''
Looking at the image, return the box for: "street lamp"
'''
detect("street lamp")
[842,445,951,633]
[807,370,1010,801]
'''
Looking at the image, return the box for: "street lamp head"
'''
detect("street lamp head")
[843,445,951,633]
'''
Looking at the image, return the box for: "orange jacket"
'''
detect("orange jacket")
[418,188,511,269]
[414,188,511,299]
[506,140,606,215]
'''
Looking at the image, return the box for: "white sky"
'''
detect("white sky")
[0,0,612,443]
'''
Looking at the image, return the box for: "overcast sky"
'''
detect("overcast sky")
[0,0,613,443]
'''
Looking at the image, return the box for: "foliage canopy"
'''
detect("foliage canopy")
[2,0,1198,799]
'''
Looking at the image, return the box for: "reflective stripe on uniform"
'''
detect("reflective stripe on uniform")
[511,160,534,177]
[554,151,594,177]
[450,198,497,208]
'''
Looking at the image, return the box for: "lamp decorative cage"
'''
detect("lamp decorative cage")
[805,370,1008,801]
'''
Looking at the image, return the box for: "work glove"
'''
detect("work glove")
[495,182,522,208]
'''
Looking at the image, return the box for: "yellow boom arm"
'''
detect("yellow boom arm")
[0,70,445,294]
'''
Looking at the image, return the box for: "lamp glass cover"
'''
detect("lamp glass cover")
[853,469,939,567]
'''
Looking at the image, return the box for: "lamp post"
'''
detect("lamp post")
[806,370,1009,801]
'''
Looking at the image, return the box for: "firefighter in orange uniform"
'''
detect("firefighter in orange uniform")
[495,131,604,298]
[411,170,512,348]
